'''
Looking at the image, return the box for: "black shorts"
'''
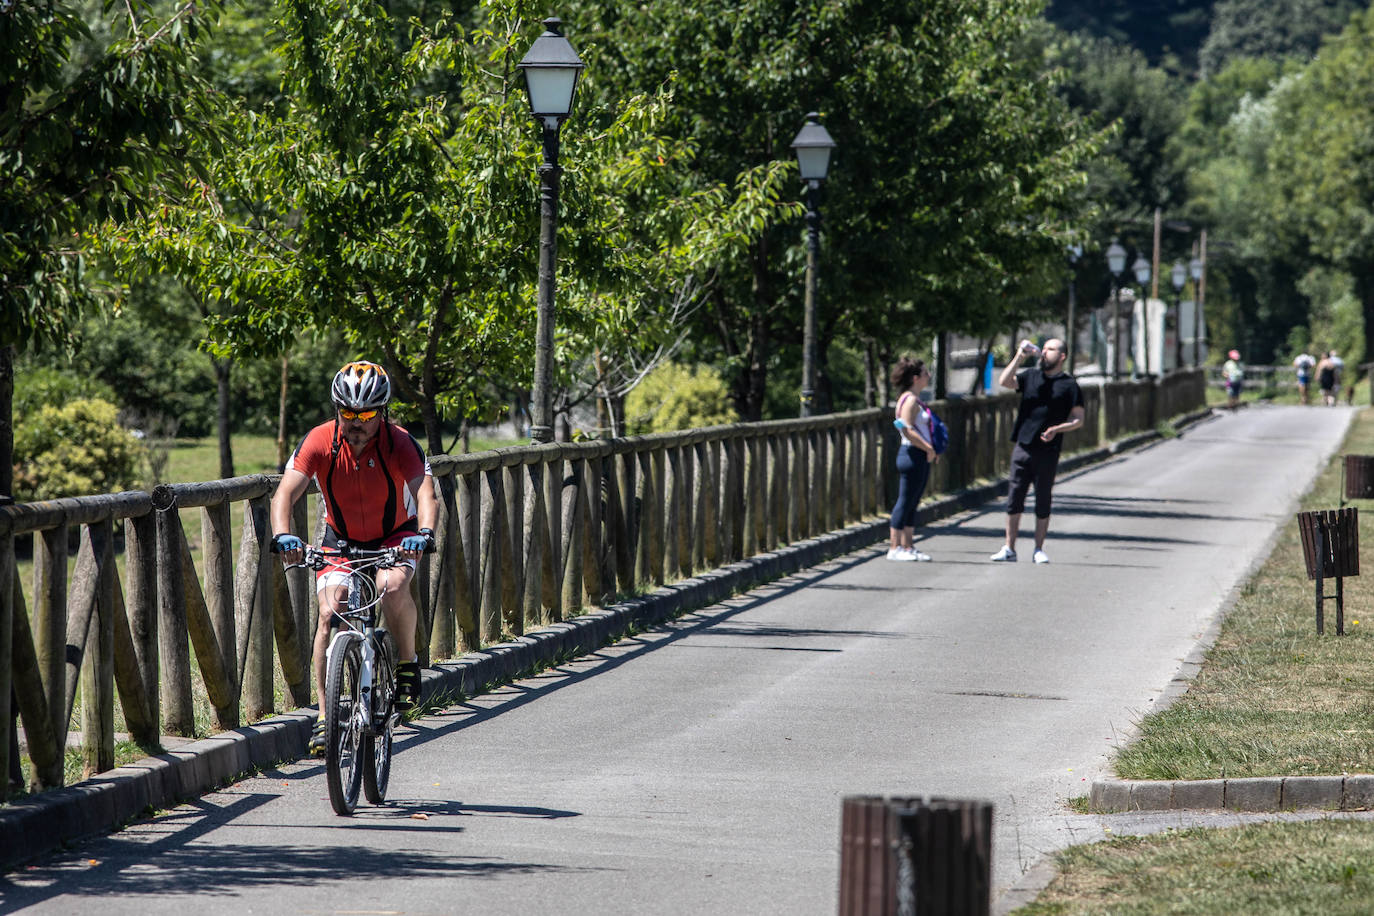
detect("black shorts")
[1007,443,1061,518]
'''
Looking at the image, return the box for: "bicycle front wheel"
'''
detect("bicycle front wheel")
[325,635,365,815]
[362,634,395,804]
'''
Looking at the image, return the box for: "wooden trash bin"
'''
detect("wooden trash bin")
[1344,455,1374,501]
[1297,508,1358,635]
[838,795,992,916]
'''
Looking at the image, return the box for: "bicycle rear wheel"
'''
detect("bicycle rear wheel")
[362,633,395,804]
[325,634,365,815]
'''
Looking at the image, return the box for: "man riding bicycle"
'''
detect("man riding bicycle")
[270,361,438,756]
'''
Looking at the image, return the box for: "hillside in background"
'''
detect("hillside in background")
[1046,0,1214,73]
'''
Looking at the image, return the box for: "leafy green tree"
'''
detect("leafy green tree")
[0,0,220,496]
[569,0,1102,419]
[101,0,793,452]
[12,399,143,500]
[1264,7,1374,364]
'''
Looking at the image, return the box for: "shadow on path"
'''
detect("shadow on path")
[0,794,592,912]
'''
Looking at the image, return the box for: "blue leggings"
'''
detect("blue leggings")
[889,445,930,530]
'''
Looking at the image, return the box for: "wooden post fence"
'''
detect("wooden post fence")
[0,373,1205,798]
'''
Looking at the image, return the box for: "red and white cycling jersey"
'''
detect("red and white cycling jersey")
[288,420,431,546]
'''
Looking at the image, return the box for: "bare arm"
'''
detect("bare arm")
[270,468,311,537]
[410,473,437,534]
[999,340,1032,391]
[1039,405,1086,443]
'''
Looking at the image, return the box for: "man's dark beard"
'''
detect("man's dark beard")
[1039,354,1063,372]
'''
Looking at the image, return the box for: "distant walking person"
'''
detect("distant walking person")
[989,338,1084,565]
[1293,352,1315,405]
[1318,351,1340,406]
[887,357,939,561]
[1223,349,1244,409]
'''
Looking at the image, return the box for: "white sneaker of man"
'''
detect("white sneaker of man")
[910,549,932,562]
[989,545,1017,562]
[887,548,917,562]
[1033,549,1050,564]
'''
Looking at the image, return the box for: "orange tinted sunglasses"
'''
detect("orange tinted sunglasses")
[339,408,378,421]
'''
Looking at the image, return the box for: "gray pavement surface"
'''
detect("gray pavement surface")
[0,404,1357,915]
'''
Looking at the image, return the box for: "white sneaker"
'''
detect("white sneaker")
[887,548,917,562]
[1033,549,1049,565]
[911,550,932,562]
[990,545,1017,562]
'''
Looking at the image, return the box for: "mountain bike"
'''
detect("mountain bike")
[291,544,403,815]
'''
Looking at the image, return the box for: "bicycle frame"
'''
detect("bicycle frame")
[291,544,403,814]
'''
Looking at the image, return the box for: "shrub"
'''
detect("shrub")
[13,398,145,501]
[625,363,738,434]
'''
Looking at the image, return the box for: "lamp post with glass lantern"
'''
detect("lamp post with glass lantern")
[1107,238,1128,379]
[790,113,836,417]
[517,18,584,444]
[1066,242,1083,374]
[1170,259,1187,372]
[1132,255,1151,377]
[1190,255,1204,366]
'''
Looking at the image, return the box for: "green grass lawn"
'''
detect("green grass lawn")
[1015,406,1374,913]
[1115,406,1374,780]
[1017,820,1374,915]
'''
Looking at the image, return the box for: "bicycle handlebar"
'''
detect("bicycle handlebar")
[282,544,407,573]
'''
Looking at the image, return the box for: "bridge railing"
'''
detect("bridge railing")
[0,369,1206,797]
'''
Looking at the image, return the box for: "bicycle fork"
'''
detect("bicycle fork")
[326,629,376,736]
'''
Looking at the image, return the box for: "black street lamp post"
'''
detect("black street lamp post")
[1066,242,1083,374]
[1107,238,1127,380]
[1170,259,1187,373]
[1189,256,1204,366]
[517,18,584,444]
[1132,255,1151,377]
[790,113,836,418]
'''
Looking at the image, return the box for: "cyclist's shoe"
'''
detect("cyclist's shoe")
[308,715,327,757]
[395,662,422,711]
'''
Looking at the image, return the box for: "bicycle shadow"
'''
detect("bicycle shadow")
[0,793,596,911]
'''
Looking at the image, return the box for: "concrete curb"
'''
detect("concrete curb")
[0,407,1216,872]
[1088,775,1374,813]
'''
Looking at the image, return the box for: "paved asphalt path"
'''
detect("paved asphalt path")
[1,405,1357,916]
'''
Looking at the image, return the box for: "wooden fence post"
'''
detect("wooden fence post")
[241,495,273,721]
[80,519,116,777]
[479,466,506,645]
[457,470,481,651]
[35,525,68,774]
[123,512,159,743]
[154,504,196,736]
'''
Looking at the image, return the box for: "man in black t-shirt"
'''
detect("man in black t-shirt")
[989,338,1085,565]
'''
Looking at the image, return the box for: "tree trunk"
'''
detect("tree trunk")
[863,338,877,407]
[738,239,774,422]
[0,344,13,500]
[420,397,444,456]
[935,331,949,400]
[1358,267,1374,374]
[214,358,234,480]
[276,353,290,472]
